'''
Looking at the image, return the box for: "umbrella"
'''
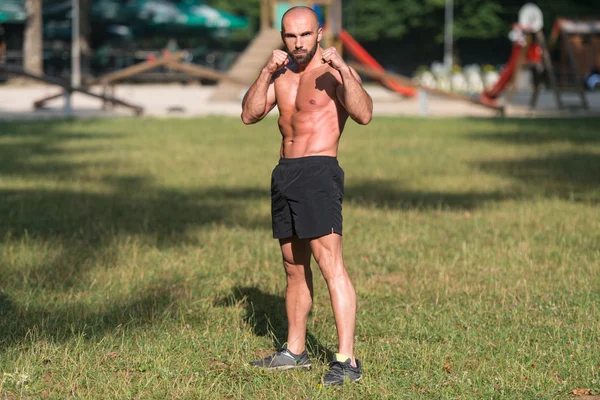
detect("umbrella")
[42,0,135,40]
[44,0,181,26]
[0,0,26,24]
[91,0,122,23]
[43,1,71,20]
[120,0,186,26]
[175,1,248,30]
[118,0,248,31]
[3,0,248,33]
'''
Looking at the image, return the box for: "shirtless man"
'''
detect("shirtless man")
[241,6,372,386]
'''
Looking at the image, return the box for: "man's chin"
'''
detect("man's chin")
[293,56,310,65]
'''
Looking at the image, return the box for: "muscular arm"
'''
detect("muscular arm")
[241,68,277,125]
[336,66,373,125]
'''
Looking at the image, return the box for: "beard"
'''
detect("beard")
[289,41,319,65]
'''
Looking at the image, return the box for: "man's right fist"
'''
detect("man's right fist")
[266,50,290,73]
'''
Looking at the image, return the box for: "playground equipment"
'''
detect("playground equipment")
[31,50,248,112]
[0,63,144,115]
[340,30,416,97]
[349,63,502,112]
[549,18,600,92]
[32,51,184,112]
[480,3,590,110]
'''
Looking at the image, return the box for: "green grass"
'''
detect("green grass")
[0,116,599,399]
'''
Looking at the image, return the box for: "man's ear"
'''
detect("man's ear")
[317,27,323,43]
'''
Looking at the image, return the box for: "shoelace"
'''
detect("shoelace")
[325,361,346,379]
[264,348,294,365]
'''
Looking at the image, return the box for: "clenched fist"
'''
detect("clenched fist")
[266,50,290,73]
[321,47,346,71]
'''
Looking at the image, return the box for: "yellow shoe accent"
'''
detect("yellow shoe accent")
[334,353,351,363]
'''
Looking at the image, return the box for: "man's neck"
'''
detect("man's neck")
[295,48,324,74]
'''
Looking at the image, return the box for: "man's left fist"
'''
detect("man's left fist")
[321,47,346,71]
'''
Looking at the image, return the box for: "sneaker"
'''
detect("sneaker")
[249,343,311,371]
[322,354,362,386]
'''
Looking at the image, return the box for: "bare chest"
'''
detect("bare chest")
[275,68,340,112]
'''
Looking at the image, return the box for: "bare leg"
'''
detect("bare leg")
[280,237,313,355]
[310,233,357,366]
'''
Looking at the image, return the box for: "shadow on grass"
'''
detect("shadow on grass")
[0,121,126,180]
[0,120,272,349]
[214,286,334,363]
[345,181,513,210]
[465,117,600,145]
[0,182,269,291]
[476,151,600,203]
[462,118,600,204]
[0,121,271,291]
[0,280,186,349]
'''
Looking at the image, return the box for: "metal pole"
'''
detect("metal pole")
[444,0,453,72]
[418,89,428,116]
[63,90,73,114]
[71,0,81,87]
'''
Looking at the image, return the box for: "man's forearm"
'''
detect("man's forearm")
[339,67,373,125]
[241,68,273,124]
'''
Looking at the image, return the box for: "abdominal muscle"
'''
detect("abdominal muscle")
[278,108,345,158]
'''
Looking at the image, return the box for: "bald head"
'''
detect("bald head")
[281,6,319,33]
[280,6,322,66]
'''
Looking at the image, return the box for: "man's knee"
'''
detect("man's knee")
[316,255,347,282]
[284,261,313,283]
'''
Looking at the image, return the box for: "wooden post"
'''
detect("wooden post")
[166,61,248,85]
[72,0,81,87]
[329,0,343,56]
[24,0,43,76]
[536,31,564,109]
[529,80,540,109]
[561,30,589,109]
[261,0,270,31]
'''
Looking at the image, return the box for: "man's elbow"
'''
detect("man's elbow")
[241,112,257,125]
[355,112,372,125]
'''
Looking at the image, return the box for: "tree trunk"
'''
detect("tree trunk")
[23,0,43,75]
[79,0,91,81]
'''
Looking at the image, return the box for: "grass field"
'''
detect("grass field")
[0,116,599,399]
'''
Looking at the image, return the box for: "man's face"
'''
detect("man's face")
[281,12,322,66]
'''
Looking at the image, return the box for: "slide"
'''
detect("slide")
[480,43,524,104]
[340,30,417,97]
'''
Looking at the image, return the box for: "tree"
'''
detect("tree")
[343,0,505,42]
[79,0,91,79]
[205,0,600,43]
[24,0,43,75]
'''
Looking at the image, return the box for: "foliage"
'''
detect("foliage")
[205,0,600,42]
[17,0,600,43]
[343,0,500,41]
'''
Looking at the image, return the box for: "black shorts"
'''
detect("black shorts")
[271,156,344,239]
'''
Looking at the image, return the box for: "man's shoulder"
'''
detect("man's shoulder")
[319,65,343,86]
[272,66,293,83]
